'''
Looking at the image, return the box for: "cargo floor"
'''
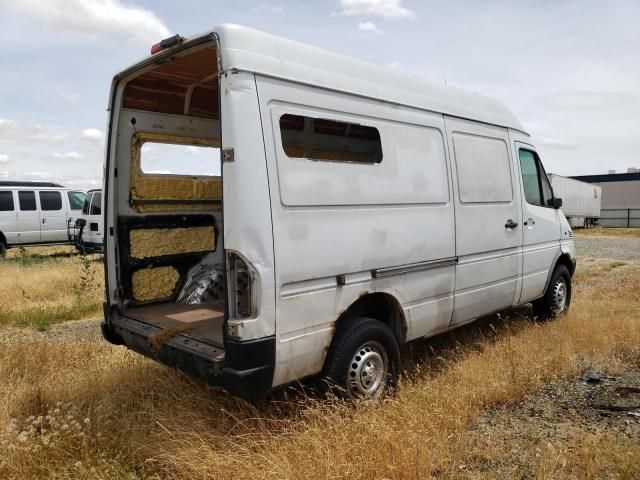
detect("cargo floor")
[125,303,225,348]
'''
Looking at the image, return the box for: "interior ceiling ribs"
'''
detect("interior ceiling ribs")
[123,46,219,119]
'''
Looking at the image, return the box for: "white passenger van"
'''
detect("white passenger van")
[0,181,85,256]
[101,25,576,398]
[71,189,104,253]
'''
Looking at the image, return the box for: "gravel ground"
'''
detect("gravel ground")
[0,317,101,344]
[1,234,637,345]
[574,235,640,261]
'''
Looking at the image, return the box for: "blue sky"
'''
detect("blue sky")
[0,0,638,190]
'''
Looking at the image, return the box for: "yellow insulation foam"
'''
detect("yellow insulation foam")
[132,266,180,302]
[130,132,222,212]
[129,226,215,259]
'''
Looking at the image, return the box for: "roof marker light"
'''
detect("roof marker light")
[150,34,184,54]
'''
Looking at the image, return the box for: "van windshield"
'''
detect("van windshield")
[68,191,86,210]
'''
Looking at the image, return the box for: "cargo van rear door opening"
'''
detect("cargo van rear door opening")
[104,35,230,378]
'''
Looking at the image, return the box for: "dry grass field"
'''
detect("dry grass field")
[0,246,103,330]
[576,227,640,239]
[0,232,639,479]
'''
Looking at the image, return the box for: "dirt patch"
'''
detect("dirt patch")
[0,318,101,344]
[461,369,640,477]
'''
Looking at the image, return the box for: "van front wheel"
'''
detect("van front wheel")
[533,265,572,319]
[323,317,400,399]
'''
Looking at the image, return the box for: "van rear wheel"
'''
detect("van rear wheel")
[533,265,571,319]
[323,317,400,399]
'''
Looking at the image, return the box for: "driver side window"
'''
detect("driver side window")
[519,149,554,208]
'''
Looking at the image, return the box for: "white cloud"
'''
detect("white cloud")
[0,171,8,179]
[0,121,69,144]
[146,169,172,174]
[27,171,51,178]
[254,3,285,14]
[0,119,19,131]
[57,89,79,102]
[31,124,69,142]
[82,128,103,142]
[0,154,8,164]
[53,152,83,160]
[537,91,639,111]
[540,138,579,151]
[60,177,100,188]
[2,0,170,44]
[336,0,415,19]
[357,21,383,33]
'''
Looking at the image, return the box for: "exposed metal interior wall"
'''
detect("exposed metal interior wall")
[129,226,215,259]
[130,132,221,212]
[132,266,180,302]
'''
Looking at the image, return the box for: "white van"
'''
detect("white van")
[0,181,86,256]
[71,189,104,253]
[101,26,576,398]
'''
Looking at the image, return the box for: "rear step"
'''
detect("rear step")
[110,315,225,383]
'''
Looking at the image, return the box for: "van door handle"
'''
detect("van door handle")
[505,219,518,229]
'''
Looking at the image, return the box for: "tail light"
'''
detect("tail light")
[227,252,257,318]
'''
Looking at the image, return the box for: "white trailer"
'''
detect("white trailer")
[549,175,601,228]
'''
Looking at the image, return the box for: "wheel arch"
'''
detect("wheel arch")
[335,291,407,345]
[555,253,574,276]
[542,253,574,295]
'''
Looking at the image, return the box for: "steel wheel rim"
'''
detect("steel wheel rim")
[347,341,389,399]
[551,278,567,314]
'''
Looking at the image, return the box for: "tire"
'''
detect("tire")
[0,240,6,259]
[323,316,400,399]
[533,265,572,319]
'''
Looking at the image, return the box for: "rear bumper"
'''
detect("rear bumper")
[102,306,275,398]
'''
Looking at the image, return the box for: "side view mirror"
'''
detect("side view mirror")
[552,197,563,209]
[76,218,87,227]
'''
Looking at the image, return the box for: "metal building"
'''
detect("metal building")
[570,172,640,227]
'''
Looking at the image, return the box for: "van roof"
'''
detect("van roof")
[211,24,527,133]
[0,181,65,188]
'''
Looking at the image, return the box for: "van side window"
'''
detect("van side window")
[39,191,62,211]
[82,193,92,215]
[0,191,14,211]
[279,114,382,164]
[139,142,221,176]
[540,166,554,207]
[90,192,102,216]
[18,191,36,211]
[519,149,554,208]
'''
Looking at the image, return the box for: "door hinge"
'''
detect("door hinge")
[222,148,235,163]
